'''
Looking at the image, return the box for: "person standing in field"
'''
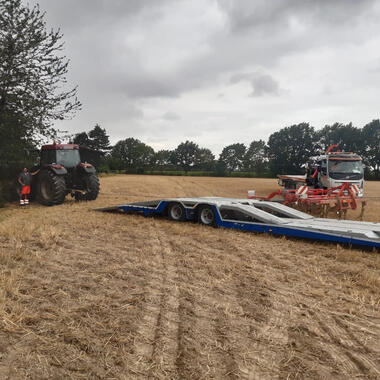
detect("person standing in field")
[18,168,39,206]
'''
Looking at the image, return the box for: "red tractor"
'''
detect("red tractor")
[31,142,100,206]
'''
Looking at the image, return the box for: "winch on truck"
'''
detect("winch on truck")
[278,145,364,197]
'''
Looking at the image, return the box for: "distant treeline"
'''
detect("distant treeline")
[74,120,380,180]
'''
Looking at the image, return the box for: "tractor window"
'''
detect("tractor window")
[41,150,57,165]
[56,149,81,168]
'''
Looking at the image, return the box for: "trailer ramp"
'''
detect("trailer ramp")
[97,197,380,249]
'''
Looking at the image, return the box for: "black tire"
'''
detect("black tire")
[83,174,100,201]
[74,191,84,201]
[197,205,216,227]
[167,202,186,221]
[36,169,66,206]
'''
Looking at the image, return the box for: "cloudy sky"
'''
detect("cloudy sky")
[29,0,380,154]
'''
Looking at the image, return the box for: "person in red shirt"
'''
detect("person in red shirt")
[18,168,39,206]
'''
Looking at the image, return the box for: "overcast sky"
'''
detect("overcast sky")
[29,0,380,154]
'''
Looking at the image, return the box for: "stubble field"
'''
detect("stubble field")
[0,175,379,379]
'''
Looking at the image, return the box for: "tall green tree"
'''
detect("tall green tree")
[361,119,380,178]
[72,132,91,147]
[267,123,316,174]
[154,150,173,169]
[195,148,215,171]
[170,141,200,172]
[244,140,268,173]
[88,124,111,152]
[111,138,154,171]
[316,123,363,153]
[0,0,80,140]
[218,143,246,172]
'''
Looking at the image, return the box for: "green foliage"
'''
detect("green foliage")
[218,143,246,172]
[267,123,316,174]
[195,148,215,171]
[72,124,110,152]
[0,0,80,139]
[111,138,154,171]
[88,124,111,152]
[135,170,267,178]
[316,123,363,153]
[170,141,200,172]
[362,119,380,177]
[244,140,268,173]
[72,132,91,147]
[154,150,174,170]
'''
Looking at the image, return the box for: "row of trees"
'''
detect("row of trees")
[73,120,380,178]
[107,138,268,174]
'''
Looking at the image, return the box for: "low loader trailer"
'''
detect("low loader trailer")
[98,197,380,250]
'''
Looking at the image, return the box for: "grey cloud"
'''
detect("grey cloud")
[231,72,280,96]
[35,0,173,32]
[162,112,181,121]
[251,74,280,97]
[217,0,376,32]
[22,0,380,153]
[34,0,378,104]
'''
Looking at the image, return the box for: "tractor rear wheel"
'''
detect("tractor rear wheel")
[37,170,66,206]
[83,174,100,201]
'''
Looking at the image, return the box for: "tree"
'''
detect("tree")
[361,119,380,178]
[267,123,316,174]
[244,140,268,173]
[218,143,246,172]
[72,132,91,147]
[88,124,111,152]
[170,141,200,171]
[195,148,215,171]
[154,150,173,169]
[111,138,154,171]
[0,0,80,140]
[316,123,363,153]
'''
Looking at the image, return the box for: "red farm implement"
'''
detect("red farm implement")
[248,182,366,219]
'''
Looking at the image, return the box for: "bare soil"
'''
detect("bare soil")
[0,175,379,379]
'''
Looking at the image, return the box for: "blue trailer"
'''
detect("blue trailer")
[97,197,380,249]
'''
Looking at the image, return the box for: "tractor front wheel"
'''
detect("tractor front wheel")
[36,170,66,206]
[83,174,100,201]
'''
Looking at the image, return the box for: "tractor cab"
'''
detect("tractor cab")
[40,143,81,168]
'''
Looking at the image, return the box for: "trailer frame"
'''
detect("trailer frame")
[97,197,380,250]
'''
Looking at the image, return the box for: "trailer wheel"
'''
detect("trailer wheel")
[198,205,216,226]
[168,202,186,221]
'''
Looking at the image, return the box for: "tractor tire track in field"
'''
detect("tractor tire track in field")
[279,307,380,379]
[130,220,181,379]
